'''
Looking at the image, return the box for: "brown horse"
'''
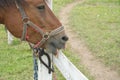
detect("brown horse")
[0,0,68,54]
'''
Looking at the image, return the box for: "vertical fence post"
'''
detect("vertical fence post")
[37,54,53,80]
[37,0,53,80]
[7,30,13,44]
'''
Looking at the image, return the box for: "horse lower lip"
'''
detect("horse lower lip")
[49,42,65,54]
[51,45,59,55]
[54,49,58,55]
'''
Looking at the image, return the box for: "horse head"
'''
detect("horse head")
[0,0,68,54]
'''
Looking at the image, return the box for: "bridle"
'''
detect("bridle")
[15,0,64,76]
[15,0,64,48]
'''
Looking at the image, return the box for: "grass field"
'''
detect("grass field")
[69,0,120,75]
[53,0,74,15]
[0,25,33,80]
[0,0,94,80]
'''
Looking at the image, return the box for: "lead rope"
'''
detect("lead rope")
[33,48,55,80]
[33,54,38,80]
[38,48,54,73]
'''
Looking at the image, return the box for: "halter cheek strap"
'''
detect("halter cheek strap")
[15,0,64,47]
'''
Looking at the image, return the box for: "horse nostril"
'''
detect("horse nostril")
[62,36,69,41]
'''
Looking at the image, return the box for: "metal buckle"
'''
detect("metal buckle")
[22,17,29,23]
[43,32,49,40]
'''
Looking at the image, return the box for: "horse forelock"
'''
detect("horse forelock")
[0,0,29,10]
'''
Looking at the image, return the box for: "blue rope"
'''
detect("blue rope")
[33,55,38,80]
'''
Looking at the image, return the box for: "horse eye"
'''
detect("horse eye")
[37,5,45,10]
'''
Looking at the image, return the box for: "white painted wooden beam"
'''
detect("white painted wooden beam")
[7,30,13,44]
[38,55,52,80]
[53,51,89,80]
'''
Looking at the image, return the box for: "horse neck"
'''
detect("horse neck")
[0,10,4,24]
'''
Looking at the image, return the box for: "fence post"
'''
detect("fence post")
[7,30,13,44]
[37,54,53,80]
[37,0,53,80]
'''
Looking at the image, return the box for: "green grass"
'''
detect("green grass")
[69,0,120,75]
[53,0,74,15]
[0,25,33,80]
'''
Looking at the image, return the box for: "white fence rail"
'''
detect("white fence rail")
[37,51,89,80]
[53,51,88,80]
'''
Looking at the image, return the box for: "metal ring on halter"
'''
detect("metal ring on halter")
[43,32,50,40]
[22,17,29,23]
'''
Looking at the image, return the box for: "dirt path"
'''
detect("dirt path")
[59,0,120,80]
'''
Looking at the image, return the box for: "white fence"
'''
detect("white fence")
[38,51,89,80]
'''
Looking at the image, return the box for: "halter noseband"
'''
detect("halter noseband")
[15,0,64,48]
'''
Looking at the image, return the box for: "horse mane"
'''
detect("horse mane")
[0,0,29,9]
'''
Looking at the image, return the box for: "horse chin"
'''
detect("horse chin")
[45,44,59,55]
